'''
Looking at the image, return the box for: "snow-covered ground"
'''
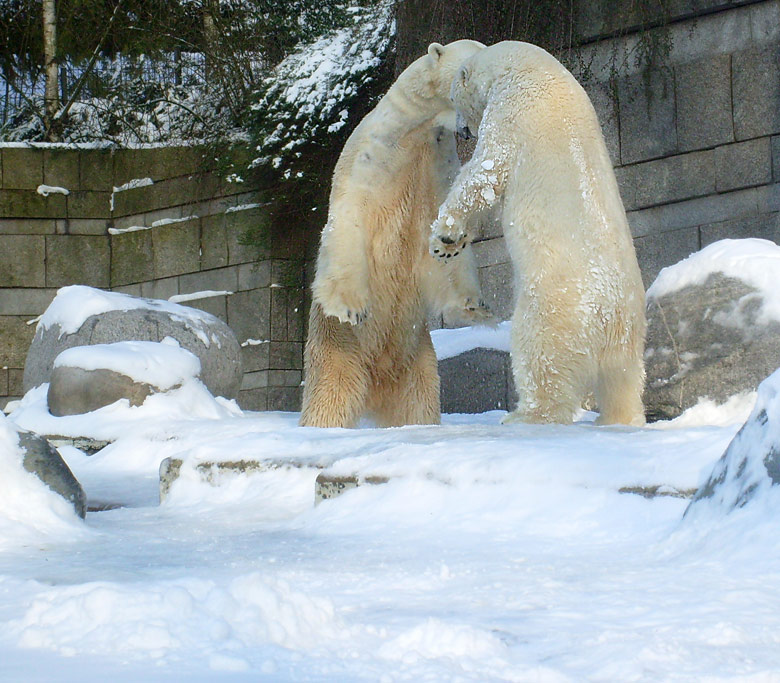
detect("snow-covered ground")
[2,365,779,680]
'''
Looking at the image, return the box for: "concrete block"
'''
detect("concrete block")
[267,386,302,412]
[110,229,154,286]
[112,148,160,187]
[238,261,271,291]
[140,277,179,301]
[185,294,228,322]
[627,185,761,237]
[269,341,303,370]
[0,235,45,287]
[700,211,780,247]
[2,148,43,189]
[626,149,716,209]
[240,341,270,373]
[619,69,677,165]
[0,288,57,315]
[0,189,66,218]
[268,369,301,388]
[45,235,110,288]
[733,46,780,140]
[0,316,36,367]
[227,289,271,343]
[240,370,269,390]
[272,260,304,288]
[478,262,514,322]
[749,0,780,46]
[287,288,305,342]
[67,191,111,219]
[0,218,56,235]
[43,149,79,191]
[439,348,514,414]
[179,266,238,294]
[79,149,114,191]
[772,136,780,182]
[472,237,510,268]
[8,368,22,396]
[675,55,734,152]
[714,138,773,193]
[152,218,201,279]
[756,182,780,214]
[583,79,621,164]
[0,367,7,395]
[112,283,143,296]
[63,218,109,236]
[225,207,268,265]
[200,213,228,270]
[270,287,288,341]
[238,388,267,412]
[633,226,700,288]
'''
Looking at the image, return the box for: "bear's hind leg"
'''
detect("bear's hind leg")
[371,333,441,427]
[594,356,646,427]
[299,311,370,428]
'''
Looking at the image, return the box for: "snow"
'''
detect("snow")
[3,313,780,679]
[647,238,780,323]
[52,339,201,391]
[168,290,233,304]
[0,414,88,552]
[432,320,511,359]
[36,185,70,197]
[37,285,223,347]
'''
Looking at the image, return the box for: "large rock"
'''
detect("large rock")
[17,429,87,518]
[47,366,156,416]
[438,348,515,414]
[685,367,780,516]
[24,286,242,399]
[644,272,780,421]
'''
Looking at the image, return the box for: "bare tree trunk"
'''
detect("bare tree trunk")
[202,0,219,83]
[42,0,60,141]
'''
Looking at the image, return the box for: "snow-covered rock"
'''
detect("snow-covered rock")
[47,341,202,416]
[24,286,242,400]
[0,414,87,545]
[644,239,780,420]
[685,366,780,515]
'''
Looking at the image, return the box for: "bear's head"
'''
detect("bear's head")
[398,39,484,126]
[450,41,567,138]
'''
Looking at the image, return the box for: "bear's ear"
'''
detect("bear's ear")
[458,65,470,86]
[427,42,445,61]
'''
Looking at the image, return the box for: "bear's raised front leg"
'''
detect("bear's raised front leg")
[312,206,371,326]
[430,124,508,261]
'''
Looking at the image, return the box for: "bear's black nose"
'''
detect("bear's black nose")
[439,236,455,245]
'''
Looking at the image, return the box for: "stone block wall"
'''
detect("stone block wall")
[0,145,312,411]
[470,0,780,324]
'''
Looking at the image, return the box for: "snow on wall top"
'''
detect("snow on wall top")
[53,339,202,390]
[38,285,223,346]
[647,239,780,321]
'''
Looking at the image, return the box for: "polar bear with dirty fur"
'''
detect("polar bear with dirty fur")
[300,39,493,429]
[430,41,646,426]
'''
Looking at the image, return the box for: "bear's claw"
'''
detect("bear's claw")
[430,232,469,259]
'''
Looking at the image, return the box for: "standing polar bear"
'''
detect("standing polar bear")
[431,41,646,426]
[300,39,493,428]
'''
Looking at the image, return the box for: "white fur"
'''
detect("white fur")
[301,40,492,429]
[431,41,646,426]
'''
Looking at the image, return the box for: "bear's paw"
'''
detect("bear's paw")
[314,277,371,326]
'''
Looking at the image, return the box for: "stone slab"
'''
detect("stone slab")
[227,289,271,343]
[633,226,700,288]
[2,148,43,189]
[0,189,67,218]
[152,219,201,279]
[0,235,45,287]
[733,46,780,141]
[42,149,80,191]
[439,348,515,414]
[45,235,110,288]
[714,138,773,193]
[0,288,57,315]
[110,229,154,286]
[675,55,734,153]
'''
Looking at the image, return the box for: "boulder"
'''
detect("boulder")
[644,272,780,421]
[17,429,87,518]
[438,348,515,414]
[47,366,155,416]
[685,366,780,516]
[46,340,203,416]
[24,286,242,399]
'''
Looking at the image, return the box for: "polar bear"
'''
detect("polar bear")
[300,39,493,429]
[430,41,646,426]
